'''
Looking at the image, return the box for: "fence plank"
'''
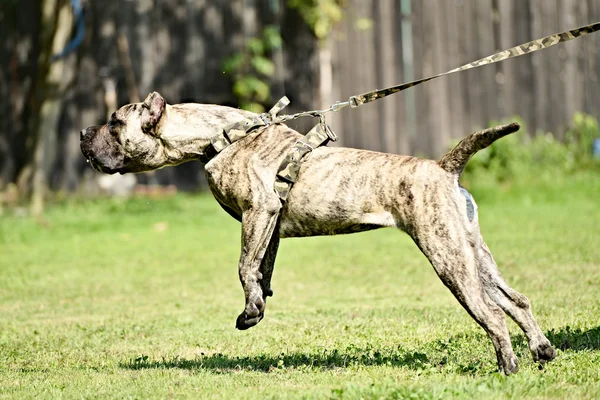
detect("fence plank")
[585,0,600,117]
[443,0,467,141]
[409,0,428,155]
[560,0,584,135]
[374,0,404,154]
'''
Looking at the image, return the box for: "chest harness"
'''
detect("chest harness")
[201,21,599,203]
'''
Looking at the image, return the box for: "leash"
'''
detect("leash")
[330,20,600,111]
[205,20,600,202]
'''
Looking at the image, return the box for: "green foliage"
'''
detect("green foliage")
[223,25,282,112]
[462,114,600,192]
[566,112,600,167]
[223,1,346,111]
[287,0,346,40]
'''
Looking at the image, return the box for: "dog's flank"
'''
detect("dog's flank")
[80,92,555,375]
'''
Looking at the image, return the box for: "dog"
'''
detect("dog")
[80,92,556,374]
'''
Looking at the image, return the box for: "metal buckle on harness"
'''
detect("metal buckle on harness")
[314,114,338,142]
[295,140,314,150]
[323,123,338,142]
[259,113,271,126]
[295,140,314,160]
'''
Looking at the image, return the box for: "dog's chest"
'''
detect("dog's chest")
[204,160,246,219]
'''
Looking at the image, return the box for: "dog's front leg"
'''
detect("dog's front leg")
[235,205,281,330]
[258,220,280,299]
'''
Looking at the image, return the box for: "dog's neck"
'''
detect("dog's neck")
[158,103,255,165]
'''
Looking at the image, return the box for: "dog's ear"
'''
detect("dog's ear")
[141,92,166,134]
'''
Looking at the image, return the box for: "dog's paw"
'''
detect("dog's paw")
[235,294,265,330]
[531,341,556,365]
[500,356,520,375]
[235,310,263,330]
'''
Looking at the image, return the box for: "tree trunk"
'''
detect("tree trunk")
[18,0,74,215]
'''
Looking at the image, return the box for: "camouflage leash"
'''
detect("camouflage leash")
[343,20,600,108]
[207,20,600,201]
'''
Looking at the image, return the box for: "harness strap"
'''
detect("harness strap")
[203,96,291,160]
[274,122,335,201]
[202,95,335,202]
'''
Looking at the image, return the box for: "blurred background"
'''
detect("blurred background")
[0,0,599,214]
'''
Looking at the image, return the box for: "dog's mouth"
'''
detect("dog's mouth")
[81,142,118,174]
[86,157,99,172]
[82,144,128,175]
[86,158,123,175]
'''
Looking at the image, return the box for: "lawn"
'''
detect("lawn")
[1,175,599,399]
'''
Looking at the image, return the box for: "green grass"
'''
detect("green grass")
[1,175,599,399]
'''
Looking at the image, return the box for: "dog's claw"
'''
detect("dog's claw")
[236,294,266,330]
[531,342,556,364]
[500,356,520,375]
[236,311,264,330]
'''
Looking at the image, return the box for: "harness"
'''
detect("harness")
[201,96,339,201]
[203,20,600,203]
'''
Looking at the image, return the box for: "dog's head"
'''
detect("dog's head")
[81,92,258,174]
[80,92,171,174]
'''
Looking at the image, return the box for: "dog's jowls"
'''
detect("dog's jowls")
[81,92,556,375]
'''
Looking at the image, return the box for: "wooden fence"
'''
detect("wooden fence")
[1,0,599,193]
[327,0,600,157]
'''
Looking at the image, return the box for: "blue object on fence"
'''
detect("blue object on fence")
[50,0,85,62]
[593,138,600,159]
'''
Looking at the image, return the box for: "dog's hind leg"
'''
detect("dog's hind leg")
[412,224,519,374]
[477,242,556,365]
[235,199,281,330]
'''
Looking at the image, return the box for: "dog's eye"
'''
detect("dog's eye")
[108,125,122,145]
[108,119,123,133]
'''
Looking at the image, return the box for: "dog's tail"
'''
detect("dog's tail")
[438,122,520,177]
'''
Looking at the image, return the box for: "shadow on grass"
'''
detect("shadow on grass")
[546,325,600,351]
[119,335,500,375]
[120,346,432,373]
[118,326,600,374]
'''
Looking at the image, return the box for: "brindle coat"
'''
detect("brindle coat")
[81,92,556,375]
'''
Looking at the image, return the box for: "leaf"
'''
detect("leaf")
[250,78,270,102]
[240,102,264,113]
[251,56,275,77]
[222,53,244,75]
[247,38,264,55]
[233,79,252,99]
[314,19,329,39]
[355,17,373,31]
[234,76,270,102]
[263,25,283,50]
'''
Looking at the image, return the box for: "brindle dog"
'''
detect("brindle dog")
[81,92,556,374]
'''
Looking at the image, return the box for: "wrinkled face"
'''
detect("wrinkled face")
[80,92,166,174]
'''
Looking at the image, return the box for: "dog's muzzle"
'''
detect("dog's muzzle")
[80,125,126,174]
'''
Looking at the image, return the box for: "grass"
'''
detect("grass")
[1,174,599,399]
